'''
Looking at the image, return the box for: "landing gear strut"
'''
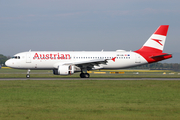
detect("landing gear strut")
[26,69,30,78]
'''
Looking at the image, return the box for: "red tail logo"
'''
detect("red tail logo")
[151,39,163,46]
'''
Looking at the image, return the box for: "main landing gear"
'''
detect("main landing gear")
[80,73,90,78]
[80,69,90,78]
[26,69,30,78]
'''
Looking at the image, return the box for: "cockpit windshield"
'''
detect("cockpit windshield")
[12,56,20,59]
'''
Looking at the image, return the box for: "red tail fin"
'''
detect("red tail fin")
[136,25,169,53]
[134,25,172,63]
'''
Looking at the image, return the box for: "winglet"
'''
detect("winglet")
[111,57,116,62]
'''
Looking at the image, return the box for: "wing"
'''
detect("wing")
[64,59,109,70]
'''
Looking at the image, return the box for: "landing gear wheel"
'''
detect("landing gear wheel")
[80,73,90,78]
[26,69,31,78]
[84,73,90,78]
[80,73,84,78]
[26,74,30,78]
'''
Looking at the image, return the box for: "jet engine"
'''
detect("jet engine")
[53,65,74,75]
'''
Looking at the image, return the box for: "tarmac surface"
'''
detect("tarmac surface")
[1,78,180,80]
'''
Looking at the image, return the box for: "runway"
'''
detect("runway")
[1,78,180,80]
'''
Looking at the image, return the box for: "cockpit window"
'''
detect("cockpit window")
[12,56,20,59]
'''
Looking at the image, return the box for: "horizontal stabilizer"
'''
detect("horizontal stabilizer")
[150,54,172,59]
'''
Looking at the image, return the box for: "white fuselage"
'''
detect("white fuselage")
[5,51,147,71]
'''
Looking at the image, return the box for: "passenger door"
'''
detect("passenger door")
[26,53,31,63]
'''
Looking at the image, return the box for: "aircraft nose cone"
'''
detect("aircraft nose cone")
[5,60,11,67]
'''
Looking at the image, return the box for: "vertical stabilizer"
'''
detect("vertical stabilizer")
[135,25,172,63]
[136,25,169,53]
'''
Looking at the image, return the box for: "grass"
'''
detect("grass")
[0,80,180,120]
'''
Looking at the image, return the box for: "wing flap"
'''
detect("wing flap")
[63,59,108,70]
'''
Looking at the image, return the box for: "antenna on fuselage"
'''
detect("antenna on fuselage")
[29,49,31,52]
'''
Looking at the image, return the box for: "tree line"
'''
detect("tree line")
[0,54,10,66]
[133,63,180,71]
[0,54,180,71]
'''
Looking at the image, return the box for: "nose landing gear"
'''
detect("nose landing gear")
[26,69,30,78]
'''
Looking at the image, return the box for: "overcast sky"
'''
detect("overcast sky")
[0,0,180,57]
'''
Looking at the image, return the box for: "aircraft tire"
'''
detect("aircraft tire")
[26,74,30,78]
[80,73,90,78]
[84,73,90,78]
[80,73,85,78]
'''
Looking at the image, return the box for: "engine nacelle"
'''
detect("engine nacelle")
[53,65,74,75]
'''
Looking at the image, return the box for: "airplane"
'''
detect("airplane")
[5,25,172,78]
